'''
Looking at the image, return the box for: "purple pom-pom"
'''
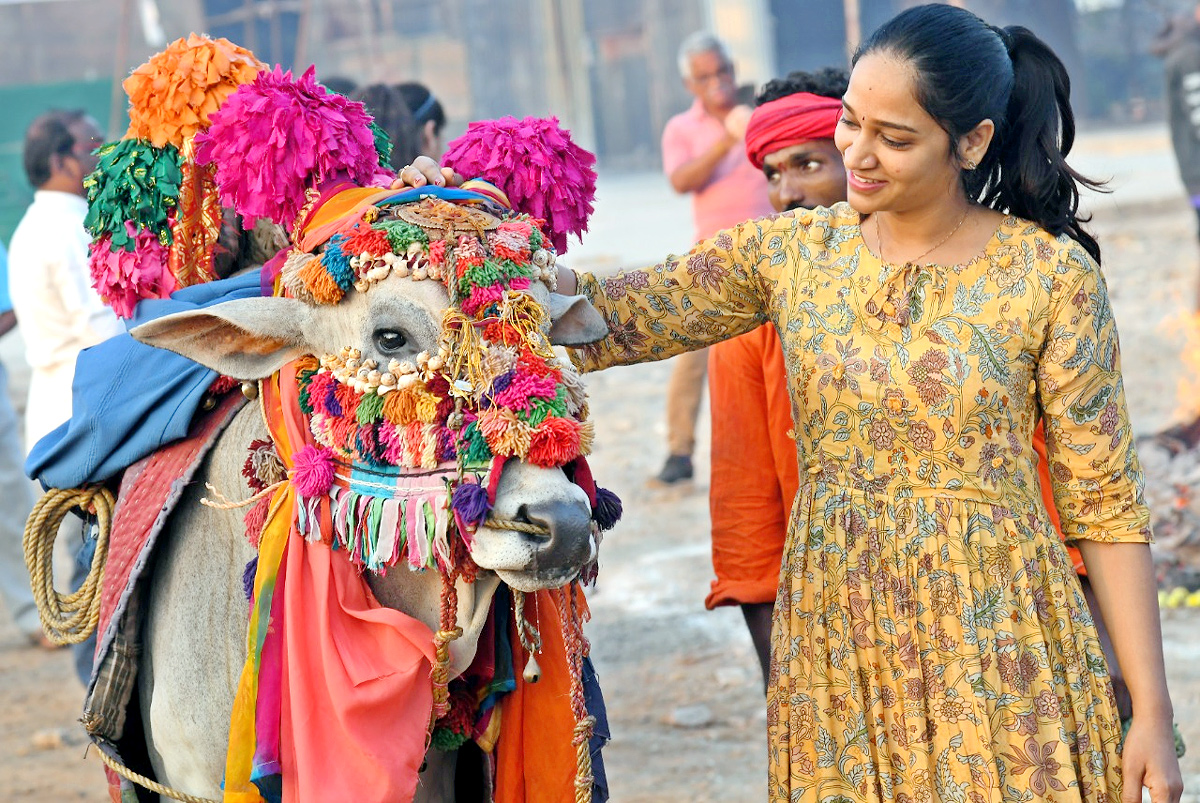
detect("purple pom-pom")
[291,444,335,497]
[242,556,258,601]
[452,481,492,528]
[442,116,596,254]
[593,486,622,531]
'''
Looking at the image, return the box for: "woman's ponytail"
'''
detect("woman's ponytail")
[983,26,1105,263]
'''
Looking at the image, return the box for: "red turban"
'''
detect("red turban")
[744,93,843,169]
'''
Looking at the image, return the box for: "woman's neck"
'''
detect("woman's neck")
[867,195,999,267]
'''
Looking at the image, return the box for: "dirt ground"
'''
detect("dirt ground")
[4,193,1200,802]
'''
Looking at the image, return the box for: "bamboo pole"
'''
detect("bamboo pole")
[108,0,133,139]
[843,0,861,65]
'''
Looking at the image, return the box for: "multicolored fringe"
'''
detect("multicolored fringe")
[295,465,459,573]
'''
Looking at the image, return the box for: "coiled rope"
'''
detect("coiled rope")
[22,486,114,646]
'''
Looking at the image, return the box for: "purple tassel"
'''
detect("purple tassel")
[452,481,492,528]
[593,486,622,531]
[242,556,258,601]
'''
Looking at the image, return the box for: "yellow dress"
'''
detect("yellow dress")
[571,203,1149,802]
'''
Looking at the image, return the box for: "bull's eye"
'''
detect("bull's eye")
[374,329,408,353]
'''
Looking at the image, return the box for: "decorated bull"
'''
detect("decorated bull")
[23,36,617,803]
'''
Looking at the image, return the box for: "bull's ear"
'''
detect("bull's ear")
[131,297,316,380]
[547,294,608,346]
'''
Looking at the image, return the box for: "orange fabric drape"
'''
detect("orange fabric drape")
[227,368,439,803]
[706,324,800,608]
[494,588,589,802]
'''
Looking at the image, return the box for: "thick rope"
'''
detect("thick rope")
[485,516,550,535]
[199,480,284,510]
[22,486,114,646]
[556,582,596,803]
[93,745,219,803]
[430,570,462,723]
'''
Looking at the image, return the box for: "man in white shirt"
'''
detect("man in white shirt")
[8,110,123,452]
[0,243,44,647]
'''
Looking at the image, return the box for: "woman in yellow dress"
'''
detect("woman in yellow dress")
[401,5,1182,800]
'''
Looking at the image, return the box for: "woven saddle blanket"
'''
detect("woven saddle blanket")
[82,390,247,801]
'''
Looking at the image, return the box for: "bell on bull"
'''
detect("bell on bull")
[23,34,620,803]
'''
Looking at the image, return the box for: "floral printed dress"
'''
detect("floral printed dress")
[570,203,1149,802]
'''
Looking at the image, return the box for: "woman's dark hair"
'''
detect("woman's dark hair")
[756,67,848,106]
[22,109,88,188]
[396,82,445,135]
[856,4,1104,262]
[352,84,420,170]
[322,76,359,97]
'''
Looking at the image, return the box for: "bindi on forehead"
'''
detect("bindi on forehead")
[844,55,927,132]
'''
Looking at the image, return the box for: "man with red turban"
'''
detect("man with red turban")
[706,69,849,687]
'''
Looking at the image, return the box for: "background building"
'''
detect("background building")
[0,0,1192,239]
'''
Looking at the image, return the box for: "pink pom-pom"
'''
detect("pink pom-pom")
[291,445,336,497]
[442,116,597,254]
[88,225,177,318]
[194,65,383,229]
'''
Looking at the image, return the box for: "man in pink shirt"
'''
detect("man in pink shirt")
[655,32,774,485]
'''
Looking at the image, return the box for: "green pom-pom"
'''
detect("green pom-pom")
[430,727,469,752]
[374,219,429,253]
[369,120,393,170]
[458,422,493,464]
[356,391,385,424]
[83,139,182,250]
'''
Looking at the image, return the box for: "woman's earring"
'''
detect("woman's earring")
[964,159,978,171]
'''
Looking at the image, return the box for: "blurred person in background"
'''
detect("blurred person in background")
[1147,3,1200,454]
[9,110,121,682]
[708,69,846,688]
[321,75,359,97]
[352,83,420,173]
[396,82,446,163]
[1154,1,1200,271]
[0,241,46,649]
[8,110,122,452]
[655,31,774,486]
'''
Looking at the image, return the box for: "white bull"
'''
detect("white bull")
[130,271,608,802]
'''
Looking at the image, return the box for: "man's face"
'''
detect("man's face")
[761,138,847,213]
[64,117,103,190]
[685,50,737,115]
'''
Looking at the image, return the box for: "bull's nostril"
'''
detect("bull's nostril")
[513,505,551,541]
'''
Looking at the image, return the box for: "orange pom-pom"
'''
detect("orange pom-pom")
[124,34,263,149]
[383,387,420,425]
[298,257,344,304]
[527,416,581,468]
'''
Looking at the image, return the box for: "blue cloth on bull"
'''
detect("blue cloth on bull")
[26,269,264,488]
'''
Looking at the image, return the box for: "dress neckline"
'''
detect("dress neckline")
[851,208,1010,273]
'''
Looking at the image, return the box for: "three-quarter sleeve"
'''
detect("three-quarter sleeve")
[569,213,801,373]
[1037,245,1152,544]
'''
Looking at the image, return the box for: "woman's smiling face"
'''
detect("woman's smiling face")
[834,52,966,217]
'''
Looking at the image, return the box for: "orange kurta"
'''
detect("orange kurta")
[1034,420,1085,573]
[706,323,800,608]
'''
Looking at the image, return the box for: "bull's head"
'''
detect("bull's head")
[132,194,611,597]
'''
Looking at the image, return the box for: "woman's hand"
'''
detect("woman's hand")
[390,156,462,189]
[556,265,578,296]
[1120,713,1183,803]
